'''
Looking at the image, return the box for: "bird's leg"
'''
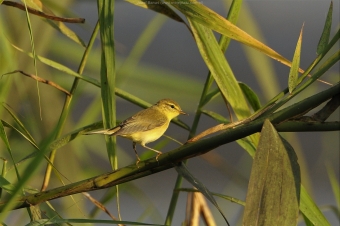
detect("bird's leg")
[141,144,162,161]
[133,142,141,166]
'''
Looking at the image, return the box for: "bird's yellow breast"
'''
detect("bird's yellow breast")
[119,121,170,145]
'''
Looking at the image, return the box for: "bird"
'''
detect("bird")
[86,99,187,164]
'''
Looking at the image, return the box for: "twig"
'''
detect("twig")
[2,1,85,23]
[2,70,71,96]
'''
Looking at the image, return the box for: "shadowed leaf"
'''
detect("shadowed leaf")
[175,162,230,225]
[317,1,333,55]
[126,0,185,24]
[243,119,300,226]
[239,82,261,111]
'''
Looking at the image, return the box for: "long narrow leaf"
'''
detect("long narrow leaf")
[97,0,117,168]
[243,120,300,226]
[188,19,250,120]
[165,0,299,71]
[125,0,186,24]
[10,44,101,87]
[239,82,261,111]
[317,1,333,55]
[288,25,304,93]
[21,0,85,46]
[175,162,230,225]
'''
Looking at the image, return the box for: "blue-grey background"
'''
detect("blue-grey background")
[1,0,339,225]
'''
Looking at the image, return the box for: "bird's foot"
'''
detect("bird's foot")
[155,153,162,161]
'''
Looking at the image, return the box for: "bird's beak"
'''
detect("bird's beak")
[180,110,188,115]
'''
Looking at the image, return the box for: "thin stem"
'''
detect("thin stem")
[40,21,100,191]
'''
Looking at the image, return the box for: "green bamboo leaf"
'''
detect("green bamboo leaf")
[317,1,333,55]
[201,109,230,124]
[188,19,250,120]
[219,0,243,51]
[2,103,36,144]
[201,109,256,156]
[22,0,42,120]
[177,187,246,206]
[300,185,331,226]
[165,0,298,71]
[22,0,85,46]
[98,0,117,168]
[175,162,230,226]
[288,25,304,94]
[243,119,300,226]
[201,88,220,107]
[0,176,15,193]
[10,44,101,87]
[239,82,261,111]
[302,214,315,226]
[1,120,39,150]
[0,121,20,179]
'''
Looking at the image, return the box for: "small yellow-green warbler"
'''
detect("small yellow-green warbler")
[87,99,187,163]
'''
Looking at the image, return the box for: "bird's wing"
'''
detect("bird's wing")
[115,110,167,135]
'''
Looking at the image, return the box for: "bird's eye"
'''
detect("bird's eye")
[170,104,175,109]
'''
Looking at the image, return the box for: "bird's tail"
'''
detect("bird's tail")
[84,127,120,135]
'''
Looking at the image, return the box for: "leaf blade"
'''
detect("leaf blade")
[288,25,304,94]
[243,119,300,226]
[188,19,250,120]
[175,162,230,225]
[317,1,333,55]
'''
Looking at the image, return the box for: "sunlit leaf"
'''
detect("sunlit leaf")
[243,120,300,226]
[288,25,303,93]
[165,0,299,71]
[188,19,250,120]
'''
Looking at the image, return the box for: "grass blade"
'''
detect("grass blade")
[175,162,230,225]
[317,1,333,55]
[288,24,304,93]
[2,103,36,144]
[10,43,101,87]
[22,0,85,46]
[97,0,117,168]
